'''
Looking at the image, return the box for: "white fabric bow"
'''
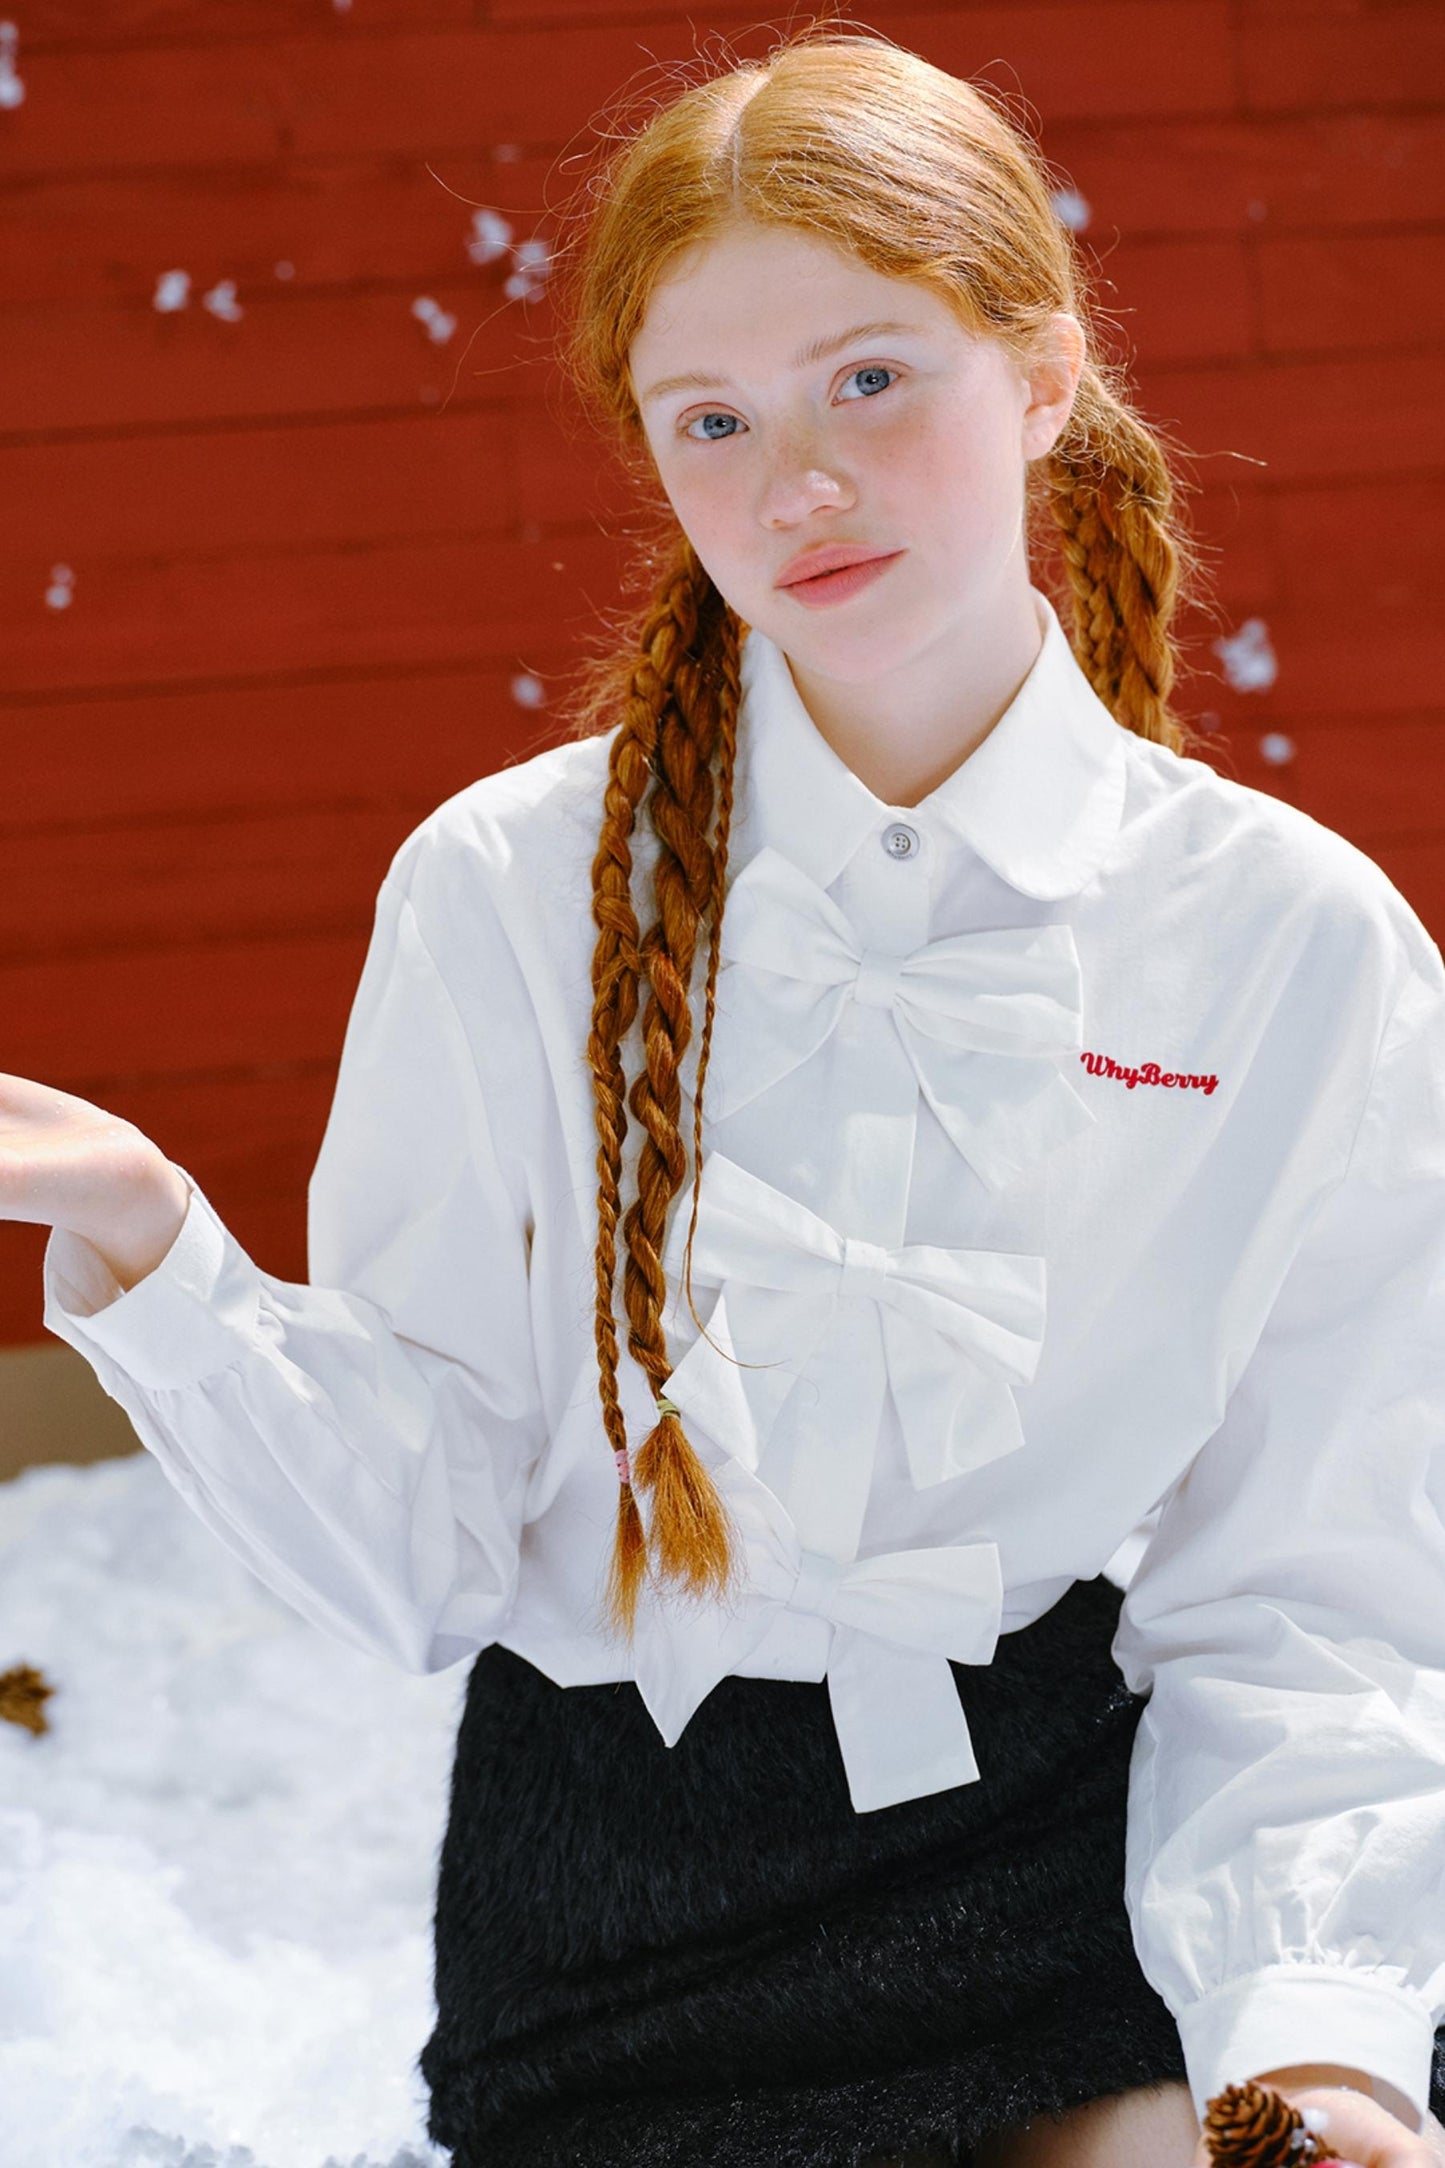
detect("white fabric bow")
[693,845,1095,1189]
[632,1447,1004,1813]
[660,1150,1046,1490]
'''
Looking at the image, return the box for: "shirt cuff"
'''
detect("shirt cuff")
[1177,1962,1437,2134]
[42,1165,265,1391]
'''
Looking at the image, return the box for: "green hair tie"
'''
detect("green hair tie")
[655,1394,681,1418]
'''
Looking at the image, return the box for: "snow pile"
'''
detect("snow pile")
[0,1450,467,2168]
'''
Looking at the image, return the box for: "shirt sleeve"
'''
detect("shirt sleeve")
[1110,931,1445,2136]
[41,867,547,1675]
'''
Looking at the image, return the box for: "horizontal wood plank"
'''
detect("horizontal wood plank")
[0,10,1235,183]
[1,530,628,693]
[1241,4,1445,114]
[0,153,550,307]
[1043,110,1445,237]
[7,411,529,559]
[0,284,542,436]
[1257,232,1445,355]
[1178,598,1445,723]
[1227,714,1445,844]
[1134,351,1445,483]
[1077,236,1255,365]
[4,662,577,828]
[22,0,475,39]
[8,930,370,1083]
[5,807,409,961]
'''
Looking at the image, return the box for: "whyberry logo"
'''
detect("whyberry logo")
[1080,1051,1218,1095]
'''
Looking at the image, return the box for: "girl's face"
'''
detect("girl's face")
[628,220,1083,687]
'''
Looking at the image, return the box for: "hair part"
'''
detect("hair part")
[544,25,1213,1638]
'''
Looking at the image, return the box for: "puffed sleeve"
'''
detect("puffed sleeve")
[41,865,548,1675]
[1111,929,1445,2135]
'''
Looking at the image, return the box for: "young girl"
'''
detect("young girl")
[15,28,1445,2168]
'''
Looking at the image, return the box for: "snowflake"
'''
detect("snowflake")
[153,270,191,313]
[202,280,243,322]
[411,295,457,344]
[1212,617,1278,694]
[466,209,513,266]
[0,21,23,111]
[1050,186,1091,234]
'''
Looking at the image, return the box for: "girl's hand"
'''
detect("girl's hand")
[0,1071,190,1289]
[1188,2082,1445,2168]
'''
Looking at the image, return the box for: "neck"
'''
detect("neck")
[783,576,1045,809]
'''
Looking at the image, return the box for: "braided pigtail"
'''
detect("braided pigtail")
[1044,362,1204,755]
[586,532,744,1640]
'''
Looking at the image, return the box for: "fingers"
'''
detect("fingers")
[1261,2085,1434,2168]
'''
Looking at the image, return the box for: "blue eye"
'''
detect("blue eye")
[839,364,896,400]
[680,364,899,442]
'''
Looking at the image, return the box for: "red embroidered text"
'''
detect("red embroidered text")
[1080,1051,1218,1095]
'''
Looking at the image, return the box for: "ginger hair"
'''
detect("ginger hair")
[544,25,1210,1641]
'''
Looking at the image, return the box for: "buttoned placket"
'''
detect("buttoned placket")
[772,816,935,1568]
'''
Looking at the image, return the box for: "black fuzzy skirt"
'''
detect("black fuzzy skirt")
[415,1573,1444,2167]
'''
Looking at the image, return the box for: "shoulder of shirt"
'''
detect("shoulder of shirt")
[1117,729,1444,997]
[374,724,619,940]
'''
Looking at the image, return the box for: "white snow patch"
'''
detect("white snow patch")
[465,209,513,267]
[1213,617,1278,694]
[0,21,24,110]
[202,281,243,324]
[1050,185,1091,233]
[0,1452,464,2168]
[410,296,456,345]
[153,272,191,314]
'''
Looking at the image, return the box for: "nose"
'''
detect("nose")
[756,420,854,527]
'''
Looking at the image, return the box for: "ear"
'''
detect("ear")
[1021,311,1087,463]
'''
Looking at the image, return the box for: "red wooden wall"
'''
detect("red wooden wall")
[4,0,1443,1345]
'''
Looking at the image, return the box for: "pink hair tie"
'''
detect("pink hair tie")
[613,1447,631,1486]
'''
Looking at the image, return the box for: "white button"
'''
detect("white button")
[882,822,920,859]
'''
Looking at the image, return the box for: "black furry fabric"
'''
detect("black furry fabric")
[417,1574,1445,2168]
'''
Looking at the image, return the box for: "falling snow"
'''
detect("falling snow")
[153,271,191,314]
[410,296,456,345]
[504,239,552,302]
[465,208,513,267]
[1259,732,1296,766]
[45,565,75,611]
[1050,186,1091,233]
[510,673,545,709]
[202,280,243,323]
[0,1451,460,2168]
[0,20,23,110]
[1213,618,1278,694]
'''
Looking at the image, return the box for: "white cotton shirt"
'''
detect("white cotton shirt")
[43,586,1445,2132]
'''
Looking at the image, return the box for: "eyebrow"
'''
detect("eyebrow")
[639,319,928,404]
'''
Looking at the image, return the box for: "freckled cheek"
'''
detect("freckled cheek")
[884,429,1021,556]
[667,471,758,570]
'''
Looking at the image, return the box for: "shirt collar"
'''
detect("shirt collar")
[731,586,1129,901]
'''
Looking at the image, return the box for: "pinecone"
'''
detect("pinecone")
[1202,2081,1340,2168]
[0,1661,56,1737]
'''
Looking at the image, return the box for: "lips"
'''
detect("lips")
[775,544,896,588]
